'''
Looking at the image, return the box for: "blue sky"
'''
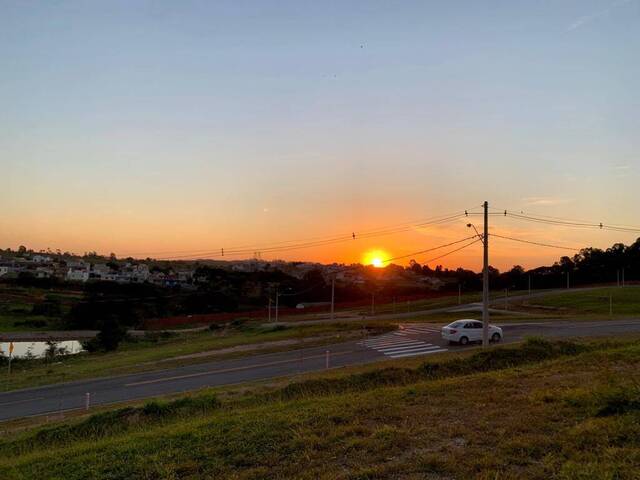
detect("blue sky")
[1,1,639,269]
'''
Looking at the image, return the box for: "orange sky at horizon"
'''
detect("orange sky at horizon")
[3,210,638,273]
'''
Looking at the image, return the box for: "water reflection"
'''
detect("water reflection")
[0,341,84,359]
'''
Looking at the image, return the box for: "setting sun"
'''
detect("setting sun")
[363,249,389,268]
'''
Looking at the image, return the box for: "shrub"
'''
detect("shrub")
[0,394,220,455]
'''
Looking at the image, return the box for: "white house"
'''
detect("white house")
[66,268,90,282]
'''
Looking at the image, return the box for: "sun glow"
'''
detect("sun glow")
[363,249,389,268]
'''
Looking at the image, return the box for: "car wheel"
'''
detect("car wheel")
[459,336,469,346]
[491,333,501,343]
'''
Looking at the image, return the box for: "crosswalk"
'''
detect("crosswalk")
[359,331,447,359]
[396,324,442,336]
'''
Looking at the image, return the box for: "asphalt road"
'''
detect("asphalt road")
[1,318,639,421]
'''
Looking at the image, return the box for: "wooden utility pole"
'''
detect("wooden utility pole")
[482,201,489,347]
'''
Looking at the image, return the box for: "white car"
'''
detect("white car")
[441,319,503,345]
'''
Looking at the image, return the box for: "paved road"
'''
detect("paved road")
[270,286,611,326]
[1,318,639,421]
[3,287,613,340]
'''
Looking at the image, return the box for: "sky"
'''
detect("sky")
[1,0,639,271]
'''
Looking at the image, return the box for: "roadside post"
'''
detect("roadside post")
[330,276,335,320]
[85,392,91,411]
[7,342,13,376]
[610,294,613,316]
[325,350,330,369]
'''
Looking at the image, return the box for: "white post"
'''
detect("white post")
[85,392,91,411]
[330,276,335,320]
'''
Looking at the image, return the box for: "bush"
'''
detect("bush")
[268,338,592,403]
[0,394,220,455]
[13,319,48,328]
[595,386,640,417]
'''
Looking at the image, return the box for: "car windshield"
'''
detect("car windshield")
[448,321,466,328]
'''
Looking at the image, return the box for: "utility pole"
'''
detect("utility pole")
[275,284,279,323]
[528,275,531,296]
[622,268,625,287]
[566,272,569,289]
[371,292,375,316]
[330,275,335,320]
[482,201,489,347]
[617,269,620,287]
[268,296,272,322]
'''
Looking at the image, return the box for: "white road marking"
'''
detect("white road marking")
[359,333,448,358]
[389,348,448,359]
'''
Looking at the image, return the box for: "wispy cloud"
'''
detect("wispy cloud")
[613,164,631,171]
[522,196,572,207]
[567,0,633,31]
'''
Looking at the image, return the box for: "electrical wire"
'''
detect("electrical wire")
[381,235,478,264]
[420,238,483,265]
[490,233,581,251]
[491,207,640,230]
[155,212,473,260]
[491,209,640,234]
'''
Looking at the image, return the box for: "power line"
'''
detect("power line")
[490,233,581,251]
[382,235,478,264]
[492,207,640,230]
[420,238,483,265]
[492,209,640,234]
[155,212,474,260]
[118,209,479,258]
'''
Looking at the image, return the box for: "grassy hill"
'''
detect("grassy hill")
[1,337,639,479]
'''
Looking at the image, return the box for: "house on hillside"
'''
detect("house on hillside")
[66,267,90,282]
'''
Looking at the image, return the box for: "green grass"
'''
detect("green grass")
[0,284,79,332]
[517,286,640,316]
[0,320,394,391]
[1,337,639,479]
[0,314,55,332]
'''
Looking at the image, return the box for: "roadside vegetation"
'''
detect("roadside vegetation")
[0,320,394,391]
[1,337,639,479]
[511,286,640,318]
[0,283,80,332]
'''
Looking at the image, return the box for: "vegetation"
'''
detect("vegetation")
[0,320,392,391]
[518,286,640,316]
[1,337,639,479]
